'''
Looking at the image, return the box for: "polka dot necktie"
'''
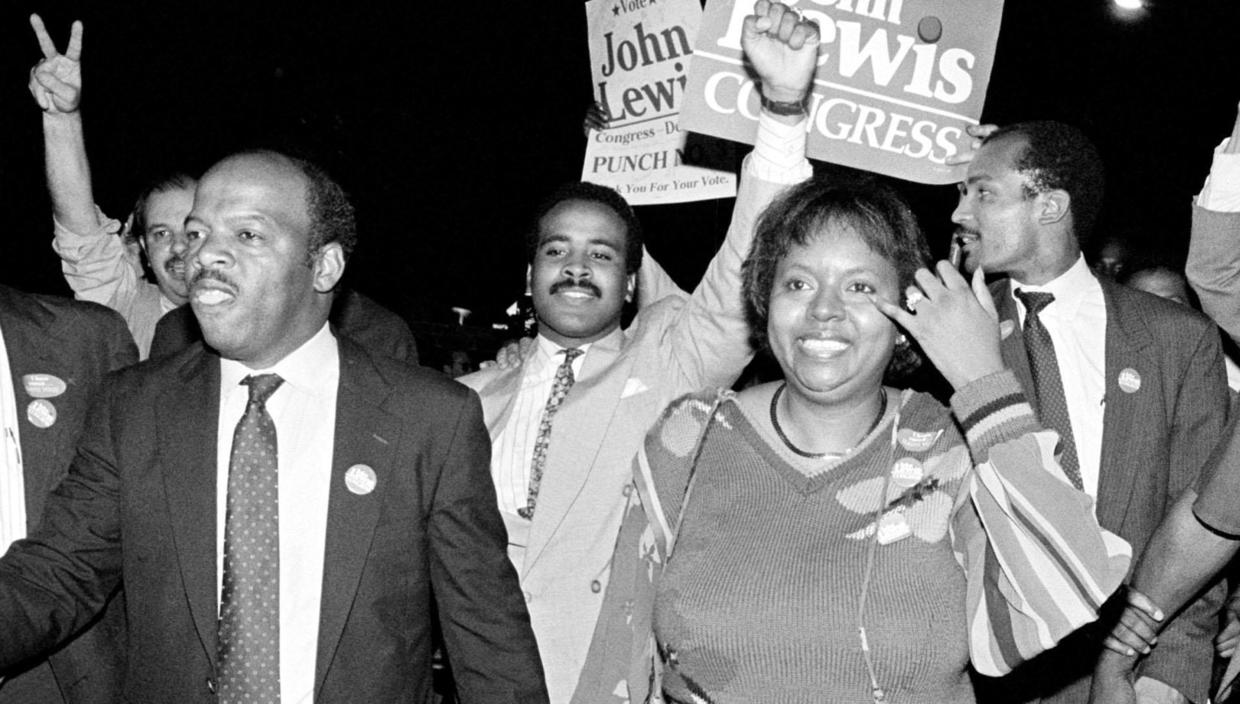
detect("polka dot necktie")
[518,348,582,520]
[1015,290,1083,490]
[218,373,284,703]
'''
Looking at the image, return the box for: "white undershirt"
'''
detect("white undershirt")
[1010,256,1107,499]
[0,322,24,553]
[215,323,338,704]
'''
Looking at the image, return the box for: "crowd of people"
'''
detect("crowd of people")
[0,2,1237,704]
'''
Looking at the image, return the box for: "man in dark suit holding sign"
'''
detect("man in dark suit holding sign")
[0,149,547,702]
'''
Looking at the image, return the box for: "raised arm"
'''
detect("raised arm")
[29,15,99,237]
[664,1,816,388]
[1186,101,1240,344]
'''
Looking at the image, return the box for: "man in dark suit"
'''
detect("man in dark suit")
[953,121,1230,704]
[0,149,547,702]
[0,285,135,703]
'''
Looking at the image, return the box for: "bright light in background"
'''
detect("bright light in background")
[1114,0,1144,9]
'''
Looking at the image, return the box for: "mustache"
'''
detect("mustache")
[549,279,601,297]
[190,268,238,290]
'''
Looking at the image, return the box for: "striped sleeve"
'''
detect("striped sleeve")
[948,370,1132,676]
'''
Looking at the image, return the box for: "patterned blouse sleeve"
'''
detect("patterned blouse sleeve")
[947,370,1132,676]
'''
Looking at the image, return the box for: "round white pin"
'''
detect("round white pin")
[891,457,924,488]
[345,464,377,495]
[27,399,56,428]
[1118,368,1141,394]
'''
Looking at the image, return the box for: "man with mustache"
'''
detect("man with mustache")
[458,2,817,701]
[953,121,1230,704]
[29,16,418,366]
[0,148,548,702]
[29,15,191,359]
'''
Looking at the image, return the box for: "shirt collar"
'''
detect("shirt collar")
[1010,254,1099,317]
[220,322,338,397]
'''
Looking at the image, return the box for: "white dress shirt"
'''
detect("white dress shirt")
[0,322,24,554]
[491,334,593,518]
[1011,255,1107,498]
[216,322,339,704]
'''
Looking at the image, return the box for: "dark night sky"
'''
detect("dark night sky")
[2,1,1239,341]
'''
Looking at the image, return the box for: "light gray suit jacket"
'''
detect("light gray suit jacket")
[460,163,796,703]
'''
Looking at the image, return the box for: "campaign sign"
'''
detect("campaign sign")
[584,0,737,204]
[682,0,1004,184]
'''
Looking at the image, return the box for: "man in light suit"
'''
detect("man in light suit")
[0,286,135,704]
[0,149,547,702]
[954,121,1230,704]
[459,3,818,701]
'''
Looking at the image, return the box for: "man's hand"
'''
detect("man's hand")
[944,123,1000,166]
[741,1,819,104]
[1102,588,1165,658]
[583,101,610,136]
[870,262,1005,391]
[29,14,83,114]
[478,338,535,372]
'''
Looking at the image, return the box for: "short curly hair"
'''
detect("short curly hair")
[741,176,930,375]
[984,121,1105,247]
[526,182,643,275]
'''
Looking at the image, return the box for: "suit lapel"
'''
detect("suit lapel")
[523,333,636,574]
[315,341,399,693]
[476,366,522,436]
[1095,282,1155,531]
[159,347,222,667]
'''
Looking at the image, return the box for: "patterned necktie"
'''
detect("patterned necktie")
[218,373,285,703]
[518,348,583,520]
[1015,290,1083,490]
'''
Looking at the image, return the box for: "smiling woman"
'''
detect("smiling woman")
[588,175,1133,704]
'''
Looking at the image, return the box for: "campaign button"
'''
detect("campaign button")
[345,464,377,495]
[27,399,56,428]
[22,374,66,398]
[891,457,924,488]
[1118,368,1141,394]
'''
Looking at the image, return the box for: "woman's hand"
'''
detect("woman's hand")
[871,262,1004,390]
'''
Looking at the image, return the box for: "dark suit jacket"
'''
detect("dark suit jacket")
[148,289,419,364]
[0,336,546,703]
[980,277,1230,704]
[0,284,136,704]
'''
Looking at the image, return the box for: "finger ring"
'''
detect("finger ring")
[904,289,925,312]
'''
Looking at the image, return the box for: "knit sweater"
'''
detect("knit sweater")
[571,370,1132,704]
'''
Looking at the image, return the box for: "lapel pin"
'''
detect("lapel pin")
[345,464,377,495]
[999,320,1016,340]
[891,457,925,489]
[897,428,942,452]
[877,510,912,545]
[22,373,66,399]
[26,399,57,429]
[1117,368,1141,394]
